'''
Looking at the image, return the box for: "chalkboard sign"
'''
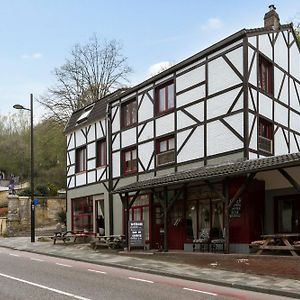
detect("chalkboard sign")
[128,220,145,250]
[230,198,242,218]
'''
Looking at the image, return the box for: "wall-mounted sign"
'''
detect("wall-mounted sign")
[230,198,242,218]
[128,220,145,251]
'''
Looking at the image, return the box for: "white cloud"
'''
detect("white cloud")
[148,61,175,77]
[201,18,223,31]
[21,52,43,60]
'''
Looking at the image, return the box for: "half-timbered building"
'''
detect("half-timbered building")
[65,6,300,253]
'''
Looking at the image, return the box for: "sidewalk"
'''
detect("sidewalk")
[0,237,300,299]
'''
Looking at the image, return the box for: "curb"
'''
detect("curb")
[1,244,300,299]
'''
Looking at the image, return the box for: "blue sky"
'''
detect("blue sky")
[1,0,300,118]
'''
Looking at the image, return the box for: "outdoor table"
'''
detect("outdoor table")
[255,233,300,256]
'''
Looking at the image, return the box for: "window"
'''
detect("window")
[122,148,137,175]
[155,81,174,114]
[76,104,94,124]
[96,139,106,167]
[121,99,137,129]
[258,118,273,154]
[259,55,273,96]
[75,146,86,173]
[72,196,93,232]
[156,135,175,166]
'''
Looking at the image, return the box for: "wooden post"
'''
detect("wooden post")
[124,193,129,250]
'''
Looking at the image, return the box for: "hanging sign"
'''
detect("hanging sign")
[230,198,242,218]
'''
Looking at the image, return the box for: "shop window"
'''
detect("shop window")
[156,135,175,166]
[122,147,137,175]
[155,81,174,115]
[75,146,86,173]
[96,139,106,167]
[121,99,137,129]
[72,197,93,232]
[258,117,273,154]
[259,55,273,96]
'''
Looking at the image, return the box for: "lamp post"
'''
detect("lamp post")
[13,93,35,242]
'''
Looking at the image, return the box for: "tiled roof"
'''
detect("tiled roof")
[113,152,300,193]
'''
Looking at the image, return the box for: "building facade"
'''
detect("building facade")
[65,7,300,253]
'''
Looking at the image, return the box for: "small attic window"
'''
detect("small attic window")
[76,105,94,124]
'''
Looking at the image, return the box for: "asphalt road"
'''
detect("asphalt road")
[0,247,294,300]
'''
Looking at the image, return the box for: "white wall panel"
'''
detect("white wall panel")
[68,177,75,189]
[122,127,136,148]
[176,85,205,107]
[290,134,300,153]
[112,133,120,151]
[69,150,75,165]
[259,34,272,60]
[177,111,197,130]
[274,68,285,102]
[97,167,107,181]
[96,121,104,139]
[138,142,154,171]
[258,93,272,120]
[207,88,242,119]
[249,152,258,160]
[223,113,244,137]
[248,51,257,86]
[138,84,152,94]
[138,121,153,142]
[278,75,288,105]
[274,33,288,70]
[156,114,174,136]
[290,111,300,132]
[274,128,288,155]
[67,133,75,150]
[248,36,257,48]
[76,173,86,186]
[207,40,242,60]
[248,88,256,112]
[121,92,136,102]
[87,124,95,143]
[87,158,96,170]
[207,121,243,156]
[75,130,86,147]
[274,103,288,127]
[138,93,153,122]
[176,59,205,74]
[88,171,96,184]
[112,106,120,133]
[290,42,300,80]
[155,74,173,85]
[177,126,204,163]
[112,152,120,178]
[176,66,205,92]
[87,142,95,158]
[208,57,242,95]
[226,46,243,75]
[290,80,300,111]
[177,129,193,151]
[184,102,204,123]
[67,166,75,177]
[249,113,257,150]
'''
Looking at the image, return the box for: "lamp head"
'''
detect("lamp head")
[13,104,30,111]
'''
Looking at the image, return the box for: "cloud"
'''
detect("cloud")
[148,61,175,76]
[21,52,43,60]
[201,18,223,31]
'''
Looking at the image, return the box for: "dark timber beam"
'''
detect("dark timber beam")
[128,190,141,209]
[121,192,129,249]
[166,185,185,213]
[204,180,226,202]
[278,168,300,192]
[163,186,168,252]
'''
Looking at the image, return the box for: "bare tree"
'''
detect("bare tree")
[39,36,132,124]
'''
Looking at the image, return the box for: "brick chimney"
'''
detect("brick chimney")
[264,5,280,30]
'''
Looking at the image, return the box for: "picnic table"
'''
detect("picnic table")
[253,233,300,256]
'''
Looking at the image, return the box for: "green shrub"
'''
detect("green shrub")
[56,210,66,224]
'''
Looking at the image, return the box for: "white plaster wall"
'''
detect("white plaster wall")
[76,173,86,186]
[274,32,288,71]
[177,110,197,130]
[223,113,244,137]
[226,46,243,75]
[248,50,257,86]
[177,126,204,163]
[290,134,300,153]
[290,42,300,80]
[111,106,120,133]
[207,40,242,60]
[249,113,257,150]
[121,92,136,102]
[177,129,192,152]
[67,166,75,177]
[207,88,243,120]
[274,128,288,155]
[138,92,153,122]
[176,65,205,92]
[156,114,175,136]
[112,152,120,178]
[176,85,205,107]
[113,195,123,235]
[155,74,173,85]
[95,120,106,139]
[207,121,243,156]
[67,133,75,150]
[97,167,107,181]
[138,121,153,142]
[87,124,95,143]
[258,93,272,120]
[290,111,300,132]
[208,56,242,96]
[274,68,285,102]
[249,152,257,159]
[88,171,96,184]
[176,59,204,75]
[68,177,75,189]
[87,142,95,159]
[75,129,86,147]
[184,101,204,123]
[87,158,96,170]
[69,150,75,165]
[138,84,153,94]
[278,74,288,105]
[112,133,120,151]
[248,36,257,48]
[259,34,272,60]
[274,103,288,127]
[122,127,136,148]
[138,141,154,171]
[290,80,300,111]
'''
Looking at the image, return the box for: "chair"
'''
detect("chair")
[210,227,225,252]
[193,228,210,252]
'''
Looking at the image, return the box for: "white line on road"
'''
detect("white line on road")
[88,269,107,274]
[128,277,154,284]
[183,287,218,296]
[9,254,20,257]
[0,272,91,300]
[56,263,72,268]
[30,258,44,262]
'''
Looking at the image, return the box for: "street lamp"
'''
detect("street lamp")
[13,93,35,242]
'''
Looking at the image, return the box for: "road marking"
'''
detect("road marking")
[128,277,154,284]
[88,269,107,274]
[56,263,72,268]
[9,254,20,257]
[183,287,218,296]
[0,272,91,300]
[30,258,44,262]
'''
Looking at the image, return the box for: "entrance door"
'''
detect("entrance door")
[95,199,105,235]
[275,195,300,233]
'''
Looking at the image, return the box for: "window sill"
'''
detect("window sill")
[155,108,175,118]
[75,171,86,175]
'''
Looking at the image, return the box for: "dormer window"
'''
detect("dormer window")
[76,104,94,124]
